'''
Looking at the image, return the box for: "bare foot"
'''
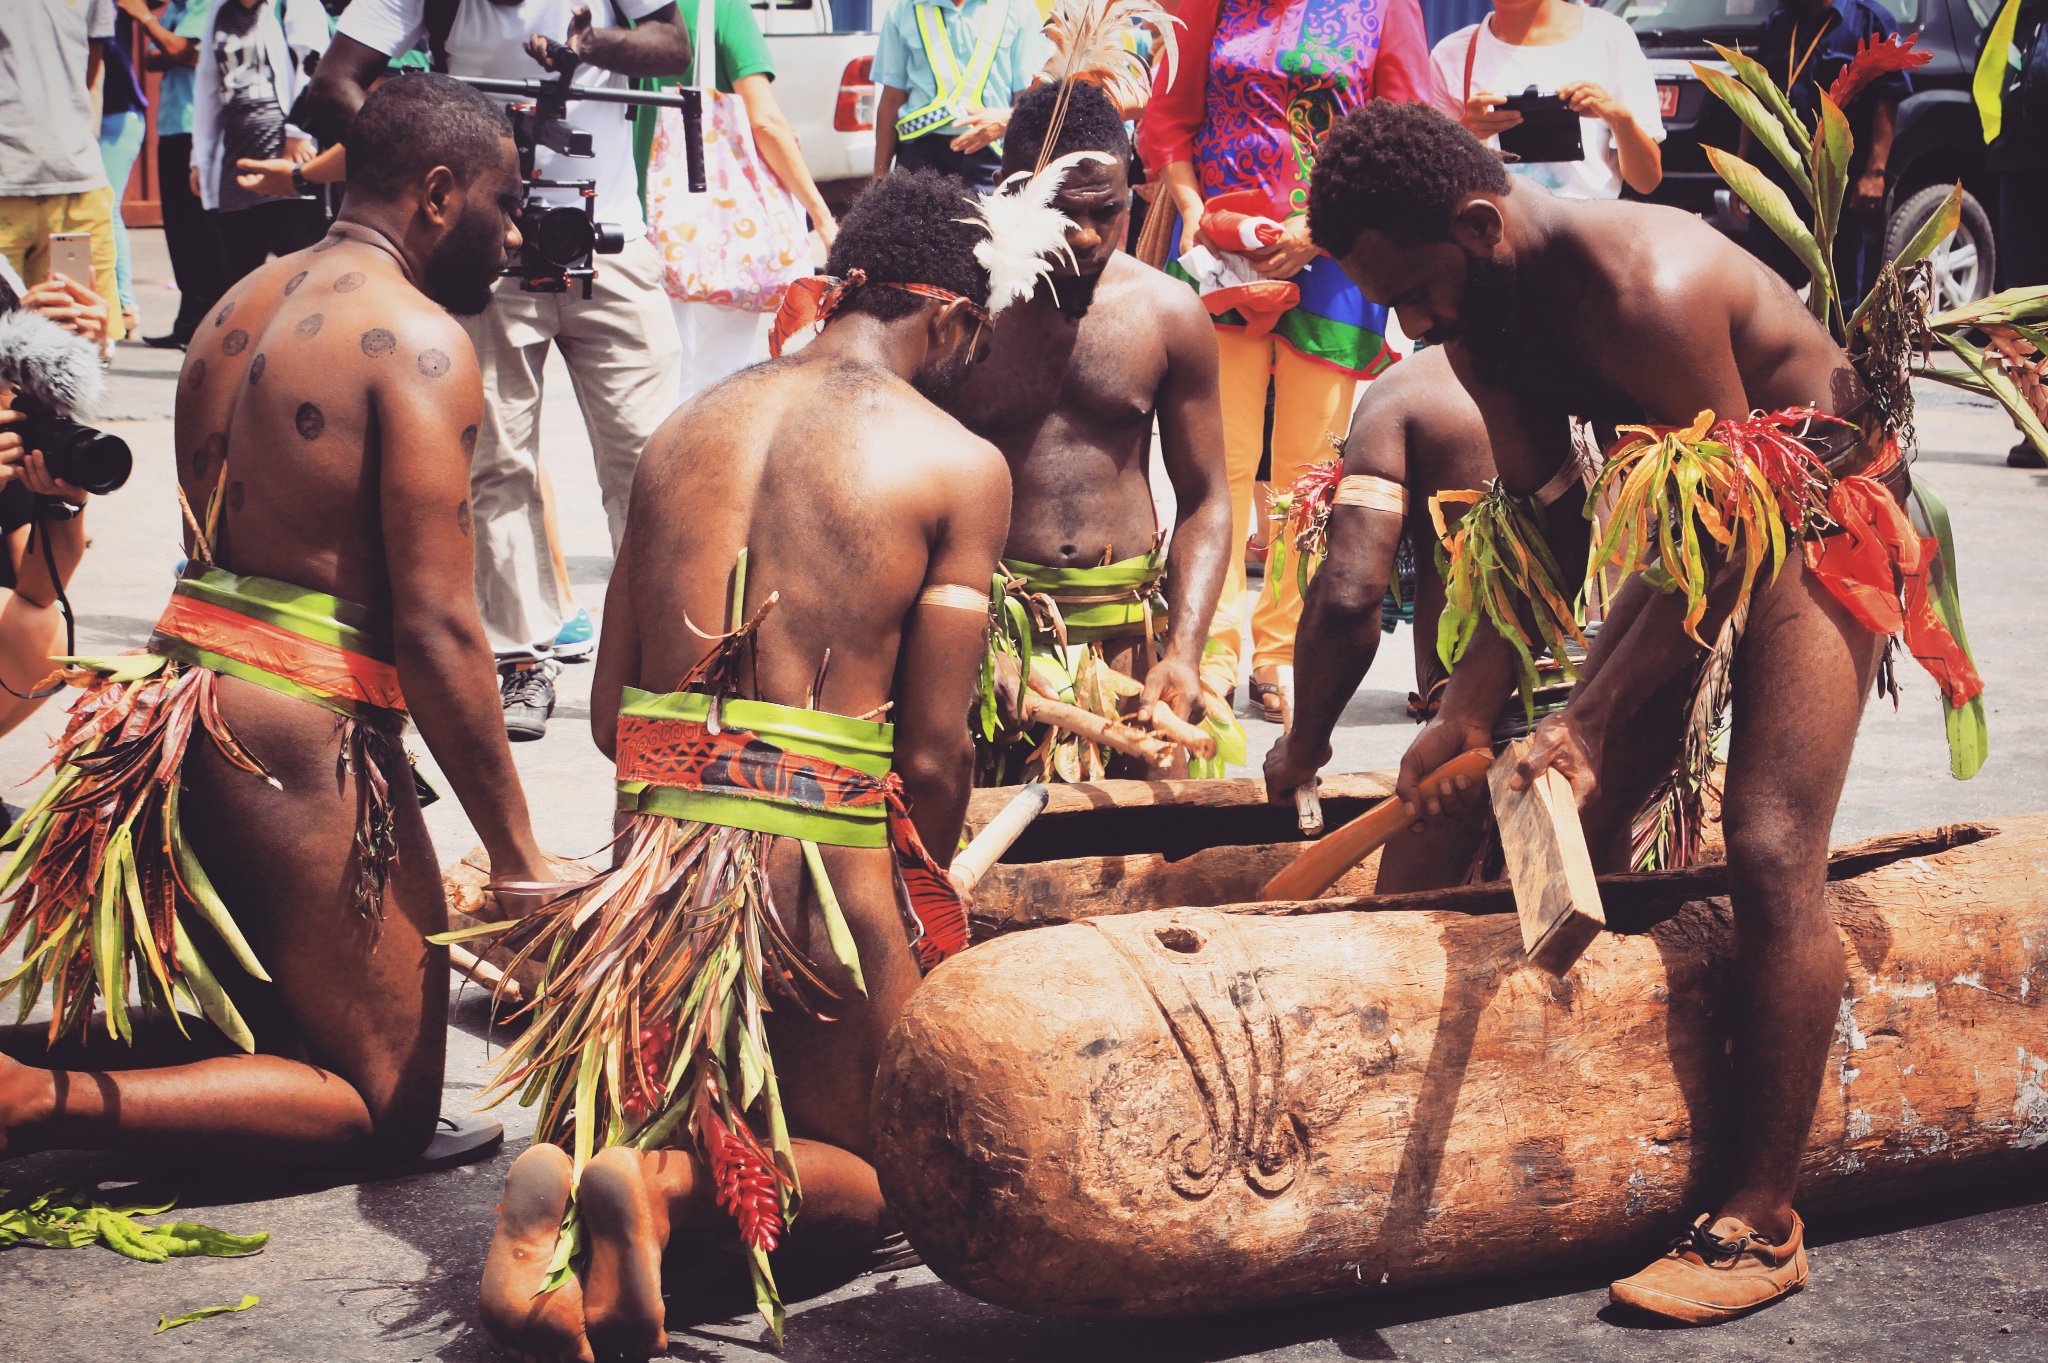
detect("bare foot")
[578,1146,670,1359]
[481,1143,594,1363]
[0,1051,53,1157]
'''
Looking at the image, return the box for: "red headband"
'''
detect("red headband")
[768,268,992,357]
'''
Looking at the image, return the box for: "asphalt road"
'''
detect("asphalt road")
[1,231,2043,1362]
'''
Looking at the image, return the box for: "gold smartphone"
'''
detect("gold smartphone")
[46,231,95,291]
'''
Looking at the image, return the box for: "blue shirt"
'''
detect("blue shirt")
[154,0,214,137]
[1761,0,1912,172]
[873,0,1049,140]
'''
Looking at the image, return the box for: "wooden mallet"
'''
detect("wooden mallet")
[1261,747,1493,901]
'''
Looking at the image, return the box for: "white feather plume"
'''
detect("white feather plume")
[1042,0,1180,117]
[961,151,1116,315]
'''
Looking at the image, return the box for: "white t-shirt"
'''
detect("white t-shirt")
[0,0,117,196]
[1428,7,1664,201]
[337,0,672,240]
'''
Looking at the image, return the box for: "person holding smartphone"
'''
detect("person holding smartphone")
[1427,0,1664,200]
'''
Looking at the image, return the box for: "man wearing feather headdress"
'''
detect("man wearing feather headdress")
[1307,100,1991,1324]
[0,77,552,1166]
[947,49,1241,784]
[467,169,1011,1358]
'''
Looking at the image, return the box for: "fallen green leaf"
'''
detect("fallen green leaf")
[156,1294,260,1333]
[0,1186,267,1262]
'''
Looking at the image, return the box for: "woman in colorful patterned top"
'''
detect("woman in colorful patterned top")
[1137,0,1430,721]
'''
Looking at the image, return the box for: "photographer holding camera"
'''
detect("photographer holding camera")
[309,0,691,739]
[0,261,130,749]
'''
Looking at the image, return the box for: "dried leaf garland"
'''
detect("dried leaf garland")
[0,661,274,1051]
[1431,483,1587,719]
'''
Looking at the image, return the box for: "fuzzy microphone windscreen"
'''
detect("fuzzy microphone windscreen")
[0,308,106,420]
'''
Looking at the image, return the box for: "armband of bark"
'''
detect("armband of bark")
[1431,482,1587,720]
[1589,407,1837,647]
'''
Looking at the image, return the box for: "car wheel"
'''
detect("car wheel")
[1884,185,1996,312]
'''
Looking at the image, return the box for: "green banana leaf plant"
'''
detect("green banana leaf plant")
[1698,36,2048,457]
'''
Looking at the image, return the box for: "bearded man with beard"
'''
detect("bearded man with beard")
[1308,101,1958,1324]
[944,80,1236,783]
[0,74,553,1169]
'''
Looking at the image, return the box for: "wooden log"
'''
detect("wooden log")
[1488,740,1606,975]
[964,774,1397,936]
[1260,750,1493,901]
[873,814,2048,1320]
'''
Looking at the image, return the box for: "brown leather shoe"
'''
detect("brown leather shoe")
[1609,1212,1808,1324]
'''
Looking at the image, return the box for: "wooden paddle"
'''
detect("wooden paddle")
[1488,740,1606,975]
[1260,748,1494,901]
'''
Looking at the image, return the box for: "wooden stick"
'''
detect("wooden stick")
[1138,702,1218,761]
[951,783,1050,897]
[449,943,524,1005]
[1020,691,1175,766]
[1278,665,1323,836]
[1260,748,1494,901]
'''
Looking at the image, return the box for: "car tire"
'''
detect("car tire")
[1884,184,1996,313]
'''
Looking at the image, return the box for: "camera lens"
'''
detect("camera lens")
[40,421,132,496]
[530,207,597,268]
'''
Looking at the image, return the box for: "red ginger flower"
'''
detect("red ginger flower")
[702,1106,785,1252]
[1826,33,1931,109]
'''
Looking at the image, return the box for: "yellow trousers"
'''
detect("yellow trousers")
[1206,329,1357,684]
[0,188,124,342]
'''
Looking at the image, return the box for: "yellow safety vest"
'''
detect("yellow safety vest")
[896,0,1013,141]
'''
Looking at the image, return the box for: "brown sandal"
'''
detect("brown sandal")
[1248,679,1285,724]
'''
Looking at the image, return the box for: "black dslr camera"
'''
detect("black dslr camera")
[455,41,706,298]
[8,394,131,495]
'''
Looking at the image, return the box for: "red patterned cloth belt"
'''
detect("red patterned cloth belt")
[152,583,406,717]
[615,706,968,968]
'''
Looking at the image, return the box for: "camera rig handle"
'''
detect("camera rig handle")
[450,74,707,194]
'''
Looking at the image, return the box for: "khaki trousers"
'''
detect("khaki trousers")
[0,188,125,341]
[461,235,682,661]
[1206,329,1357,684]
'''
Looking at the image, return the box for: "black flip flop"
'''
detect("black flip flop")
[1248,679,1285,724]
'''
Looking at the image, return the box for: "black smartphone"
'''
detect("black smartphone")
[1497,86,1584,164]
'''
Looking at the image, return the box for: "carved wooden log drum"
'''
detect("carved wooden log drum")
[872,814,2048,1319]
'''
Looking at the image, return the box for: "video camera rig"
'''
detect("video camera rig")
[453,40,706,297]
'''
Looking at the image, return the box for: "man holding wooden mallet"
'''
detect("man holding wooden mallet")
[1301,102,1979,1324]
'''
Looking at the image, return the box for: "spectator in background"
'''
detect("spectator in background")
[1976,0,2046,465]
[1429,0,1664,200]
[0,0,128,344]
[872,0,1049,192]
[1749,0,1907,308]
[635,0,840,400]
[96,20,151,340]
[194,0,331,284]
[126,0,234,350]
[1138,0,1431,723]
[310,0,692,739]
